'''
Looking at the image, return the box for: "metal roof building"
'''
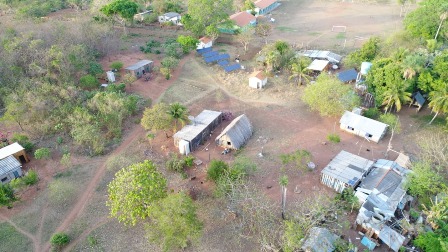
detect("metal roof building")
[307,59,329,72]
[340,111,389,143]
[216,114,252,150]
[125,60,153,79]
[0,142,29,163]
[337,69,358,83]
[299,50,342,64]
[321,150,374,193]
[0,155,23,184]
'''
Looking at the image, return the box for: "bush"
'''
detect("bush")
[143,13,158,24]
[34,148,51,160]
[60,153,71,167]
[79,74,99,90]
[10,170,38,190]
[166,153,186,173]
[363,108,380,119]
[88,61,104,76]
[0,183,15,207]
[109,61,124,71]
[279,149,312,171]
[327,133,340,143]
[11,133,34,152]
[207,160,229,182]
[50,233,70,248]
[184,155,194,167]
[106,83,126,93]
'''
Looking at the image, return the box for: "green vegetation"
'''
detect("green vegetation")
[344,37,381,68]
[378,113,401,133]
[107,160,167,226]
[405,162,446,205]
[177,35,199,54]
[10,134,34,152]
[79,74,100,90]
[0,222,33,252]
[10,170,39,190]
[109,61,124,70]
[100,0,139,35]
[182,0,233,36]
[327,133,341,143]
[140,103,173,136]
[0,184,16,207]
[165,153,194,174]
[302,73,361,117]
[404,0,448,41]
[50,232,70,249]
[363,108,380,119]
[207,160,229,182]
[34,148,51,160]
[280,149,312,171]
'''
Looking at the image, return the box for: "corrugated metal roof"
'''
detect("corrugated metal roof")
[216,114,252,149]
[340,111,388,138]
[174,110,222,142]
[307,59,329,71]
[299,50,342,63]
[379,226,405,252]
[0,142,24,160]
[249,71,266,80]
[163,12,180,18]
[321,150,374,185]
[230,11,256,27]
[0,155,21,176]
[337,69,358,82]
[254,0,278,9]
[125,60,153,71]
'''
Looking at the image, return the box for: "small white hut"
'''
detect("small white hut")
[216,114,253,150]
[249,71,267,89]
[197,37,213,50]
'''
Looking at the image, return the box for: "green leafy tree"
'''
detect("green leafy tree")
[302,73,361,117]
[160,57,180,79]
[262,41,295,71]
[140,103,173,137]
[288,57,312,86]
[405,162,446,204]
[146,192,203,251]
[67,107,105,155]
[378,113,401,134]
[107,160,167,226]
[428,82,448,124]
[177,35,199,54]
[183,0,233,36]
[344,37,381,68]
[79,74,100,90]
[109,61,124,70]
[10,133,34,152]
[34,148,51,160]
[0,183,15,207]
[167,102,188,130]
[100,0,139,34]
[207,160,229,182]
[205,24,220,41]
[381,82,412,113]
[88,61,104,77]
[404,0,448,40]
[50,232,70,249]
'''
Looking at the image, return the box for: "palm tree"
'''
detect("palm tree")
[279,175,288,220]
[435,11,448,41]
[167,103,189,130]
[402,54,426,80]
[381,83,412,113]
[288,57,312,86]
[428,83,448,124]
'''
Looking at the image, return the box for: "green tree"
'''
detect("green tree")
[79,74,100,90]
[207,160,229,182]
[381,82,412,113]
[67,107,105,155]
[0,183,15,207]
[428,82,448,124]
[183,0,233,36]
[344,37,381,68]
[107,160,167,226]
[50,233,70,249]
[302,73,361,117]
[140,103,173,137]
[109,61,124,70]
[160,56,180,79]
[167,102,188,130]
[34,148,51,160]
[288,57,312,86]
[100,0,139,34]
[404,0,448,40]
[405,162,446,204]
[378,113,401,134]
[146,192,203,252]
[177,35,199,54]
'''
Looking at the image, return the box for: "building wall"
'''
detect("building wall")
[321,173,347,193]
[197,41,213,50]
[258,2,280,15]
[13,150,29,163]
[0,167,23,184]
[340,123,382,143]
[127,63,152,78]
[249,77,267,88]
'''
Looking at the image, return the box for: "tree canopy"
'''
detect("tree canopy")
[140,103,173,133]
[302,73,361,117]
[182,0,233,36]
[404,0,448,40]
[107,160,167,226]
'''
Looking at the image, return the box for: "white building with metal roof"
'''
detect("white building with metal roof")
[321,150,374,193]
[340,111,389,143]
[298,50,342,64]
[0,155,23,184]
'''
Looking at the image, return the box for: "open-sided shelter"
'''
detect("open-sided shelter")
[307,59,330,72]
[340,111,388,143]
[216,114,252,150]
[409,91,425,111]
[249,71,267,89]
[0,155,23,184]
[0,142,29,164]
[174,110,222,154]
[321,150,374,193]
[125,60,153,79]
[298,50,342,64]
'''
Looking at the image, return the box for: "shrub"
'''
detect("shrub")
[88,61,104,76]
[60,153,71,167]
[279,149,312,171]
[166,153,186,173]
[184,155,194,167]
[50,233,70,248]
[109,61,124,71]
[79,74,99,90]
[106,83,126,93]
[363,108,380,119]
[327,133,340,143]
[143,13,158,24]
[0,183,15,207]
[11,133,34,152]
[10,170,39,190]
[207,160,228,182]
[34,148,51,160]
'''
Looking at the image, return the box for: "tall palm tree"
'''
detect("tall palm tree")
[279,175,288,220]
[167,103,189,130]
[402,53,426,80]
[289,57,312,86]
[381,83,412,113]
[428,83,448,124]
[435,11,448,41]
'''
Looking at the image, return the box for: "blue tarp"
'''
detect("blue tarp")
[217,60,229,67]
[202,51,219,58]
[196,47,212,54]
[338,69,358,82]
[204,54,230,63]
[224,63,241,72]
[361,236,376,251]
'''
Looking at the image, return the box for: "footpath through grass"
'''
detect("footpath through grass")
[0,222,33,252]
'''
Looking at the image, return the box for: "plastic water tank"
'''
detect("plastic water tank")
[360,62,373,75]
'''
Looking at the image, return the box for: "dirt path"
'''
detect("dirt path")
[62,217,110,252]
[0,212,40,252]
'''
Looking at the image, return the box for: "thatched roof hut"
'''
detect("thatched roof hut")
[216,114,252,150]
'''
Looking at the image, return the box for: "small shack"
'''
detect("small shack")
[254,0,281,15]
[340,111,388,143]
[220,11,256,34]
[174,110,222,154]
[197,37,213,50]
[134,10,152,22]
[0,155,23,184]
[216,114,253,150]
[321,150,374,193]
[0,142,29,164]
[298,50,342,64]
[301,227,339,252]
[125,60,153,79]
[248,71,267,89]
[158,12,181,25]
[409,91,425,111]
[307,59,330,72]
[106,71,115,83]
[337,69,358,83]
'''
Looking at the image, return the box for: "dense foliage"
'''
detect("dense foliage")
[404,0,448,41]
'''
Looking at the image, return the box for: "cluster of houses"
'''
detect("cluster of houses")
[0,143,29,184]
[320,150,412,251]
[173,110,253,155]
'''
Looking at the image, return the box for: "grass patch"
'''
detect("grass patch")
[335,32,346,39]
[411,114,446,127]
[48,179,77,206]
[0,222,33,252]
[276,26,297,32]
[308,31,321,36]
[327,133,341,143]
[53,170,73,179]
